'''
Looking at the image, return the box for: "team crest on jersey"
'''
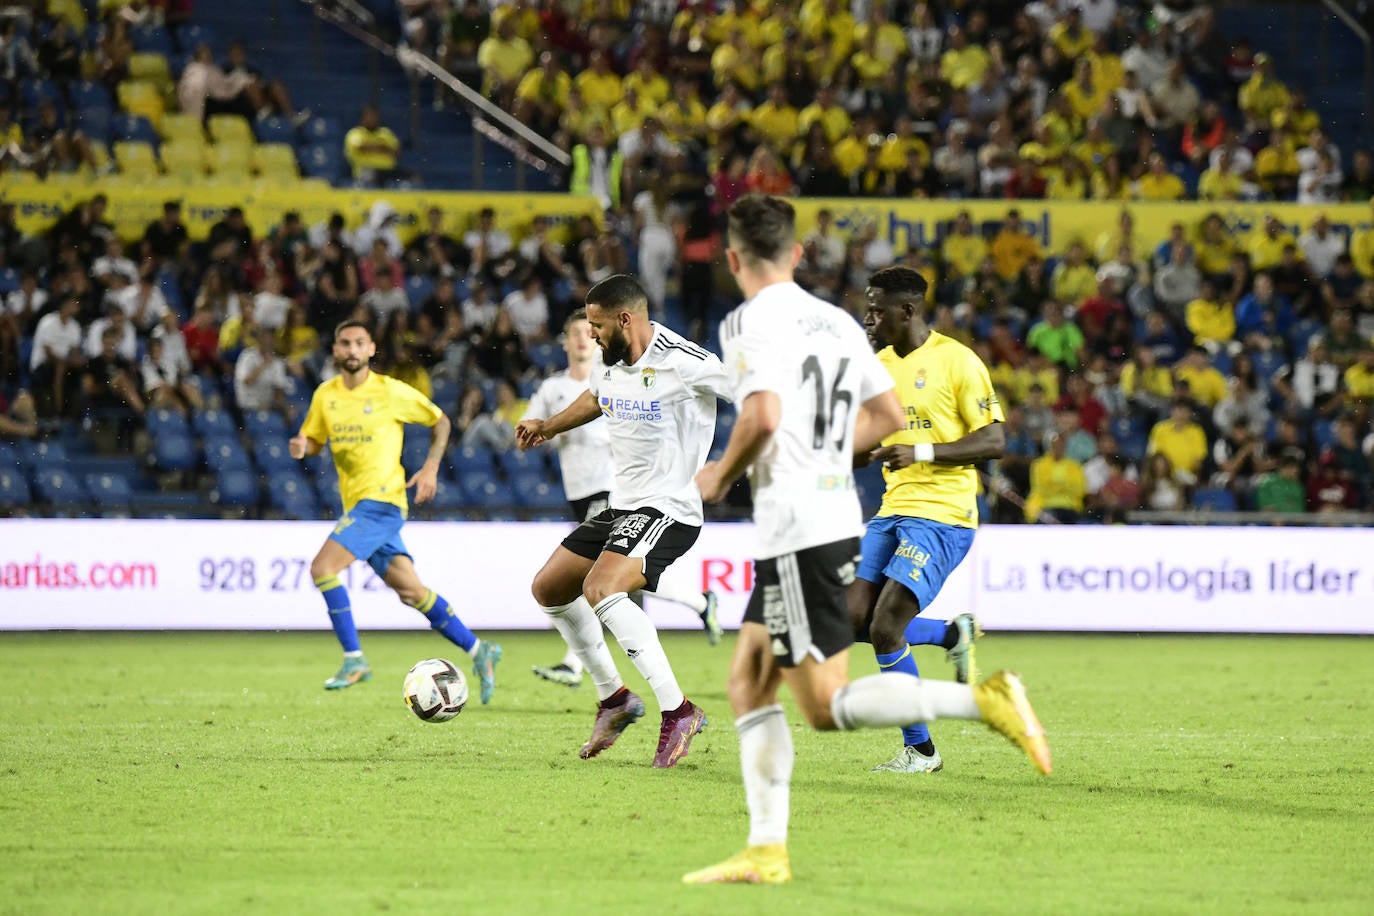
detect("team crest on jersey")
[914,369,927,389]
[641,368,657,389]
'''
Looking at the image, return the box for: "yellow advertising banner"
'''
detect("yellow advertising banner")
[0,177,602,244]
[788,198,1372,258]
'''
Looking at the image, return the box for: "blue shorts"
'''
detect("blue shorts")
[856,515,975,611]
[329,499,412,578]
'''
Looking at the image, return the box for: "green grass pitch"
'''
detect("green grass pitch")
[1,631,1371,915]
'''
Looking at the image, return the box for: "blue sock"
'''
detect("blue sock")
[904,616,948,647]
[316,574,360,653]
[876,646,930,747]
[420,590,477,654]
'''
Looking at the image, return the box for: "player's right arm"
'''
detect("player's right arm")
[290,387,328,459]
[516,389,600,449]
[698,389,780,503]
[853,390,905,456]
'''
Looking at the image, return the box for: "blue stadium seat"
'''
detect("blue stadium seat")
[84,472,133,510]
[1313,419,1337,450]
[464,480,515,508]
[450,445,495,473]
[255,115,295,144]
[428,477,465,509]
[297,115,342,144]
[152,432,198,472]
[405,275,434,306]
[267,472,317,514]
[74,104,112,142]
[180,23,218,50]
[1192,487,1238,512]
[131,25,172,53]
[516,480,565,509]
[192,407,238,438]
[0,442,18,471]
[213,469,259,507]
[72,81,108,109]
[19,440,67,470]
[517,378,539,400]
[1118,433,1148,463]
[430,376,457,410]
[242,409,288,439]
[110,113,159,145]
[0,267,20,294]
[401,436,430,474]
[146,407,190,439]
[1251,349,1286,384]
[498,449,544,477]
[475,377,498,410]
[527,341,564,372]
[203,436,251,473]
[0,468,31,506]
[253,438,296,473]
[1286,319,1323,355]
[457,468,497,497]
[1110,415,1145,442]
[33,468,88,506]
[299,143,346,182]
[1209,349,1232,376]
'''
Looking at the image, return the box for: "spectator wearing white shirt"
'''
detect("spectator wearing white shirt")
[84,305,138,361]
[461,279,498,332]
[234,332,290,412]
[906,3,943,63]
[30,294,85,417]
[1296,128,1342,177]
[91,237,139,287]
[110,272,170,332]
[463,206,514,283]
[501,275,549,340]
[358,265,409,327]
[1068,0,1118,35]
[1121,30,1170,92]
[1299,215,1346,278]
[5,270,47,333]
[141,334,203,414]
[1209,131,1255,177]
[633,183,676,316]
[1149,60,1201,131]
[252,272,292,331]
[351,199,404,260]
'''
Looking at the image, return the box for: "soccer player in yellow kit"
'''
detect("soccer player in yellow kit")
[290,320,502,698]
[852,266,1006,773]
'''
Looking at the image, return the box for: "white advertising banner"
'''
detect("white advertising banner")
[0,520,1371,633]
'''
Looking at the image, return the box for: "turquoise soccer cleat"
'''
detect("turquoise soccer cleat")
[324,655,371,690]
[473,641,502,704]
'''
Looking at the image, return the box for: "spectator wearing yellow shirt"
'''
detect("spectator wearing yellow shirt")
[1120,345,1175,416]
[1147,400,1209,482]
[1048,8,1094,62]
[1238,53,1291,133]
[1196,213,1237,280]
[797,83,851,144]
[832,114,879,177]
[622,58,671,108]
[1028,433,1088,523]
[1061,58,1106,121]
[1038,94,1083,153]
[1185,281,1237,350]
[798,0,855,54]
[1344,342,1374,417]
[990,209,1042,281]
[1047,157,1090,200]
[1050,241,1097,306]
[877,114,931,172]
[490,0,540,43]
[1133,153,1187,201]
[705,81,752,146]
[1255,125,1302,200]
[609,87,655,138]
[1174,347,1229,407]
[1271,90,1321,137]
[1350,199,1374,278]
[1198,147,1247,201]
[1085,33,1125,95]
[514,52,571,138]
[1090,154,1132,201]
[1009,351,1063,405]
[748,83,800,153]
[940,210,988,288]
[940,24,990,90]
[1246,213,1298,273]
[710,29,762,93]
[575,50,623,116]
[1072,118,1116,174]
[343,105,401,186]
[656,76,708,145]
[854,4,906,67]
[476,17,533,108]
[850,31,889,89]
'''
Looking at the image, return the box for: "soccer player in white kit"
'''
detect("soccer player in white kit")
[684,195,1051,885]
[516,275,730,769]
[522,310,723,687]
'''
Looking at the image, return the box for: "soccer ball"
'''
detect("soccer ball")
[403,658,468,722]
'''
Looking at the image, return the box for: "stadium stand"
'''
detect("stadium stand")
[1,0,1373,526]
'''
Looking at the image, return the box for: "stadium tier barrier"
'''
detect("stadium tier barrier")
[0,183,605,244]
[2,520,1372,634]
[4,181,1371,251]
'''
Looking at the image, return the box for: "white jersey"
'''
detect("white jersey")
[523,369,612,501]
[721,282,894,559]
[587,322,730,527]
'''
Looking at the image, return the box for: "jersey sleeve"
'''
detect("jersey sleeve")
[721,314,787,403]
[956,348,1006,431]
[388,377,444,426]
[299,385,329,443]
[683,350,734,403]
[523,379,554,421]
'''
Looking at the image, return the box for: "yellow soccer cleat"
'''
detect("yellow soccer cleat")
[683,843,792,885]
[974,671,1052,775]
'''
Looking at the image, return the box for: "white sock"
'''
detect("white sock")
[593,592,685,713]
[830,673,981,730]
[542,597,622,701]
[559,647,584,676]
[644,579,707,614]
[738,704,792,847]
[466,639,480,659]
[344,650,364,658]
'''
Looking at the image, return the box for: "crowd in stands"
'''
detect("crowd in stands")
[3,0,1374,522]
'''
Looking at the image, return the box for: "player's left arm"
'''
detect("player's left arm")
[407,411,451,505]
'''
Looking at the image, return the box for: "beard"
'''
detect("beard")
[599,331,630,365]
[337,355,365,373]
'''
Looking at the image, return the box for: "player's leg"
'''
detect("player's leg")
[582,509,706,768]
[312,537,370,689]
[533,493,610,686]
[380,551,502,705]
[683,620,791,886]
[642,567,721,646]
[532,523,627,703]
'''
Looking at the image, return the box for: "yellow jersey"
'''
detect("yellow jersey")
[876,333,1004,528]
[1147,419,1208,475]
[300,371,443,514]
[1029,454,1087,513]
